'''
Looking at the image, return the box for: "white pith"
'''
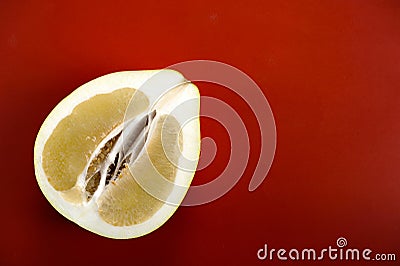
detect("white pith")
[34,70,200,239]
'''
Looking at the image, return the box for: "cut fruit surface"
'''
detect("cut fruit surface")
[34,70,200,239]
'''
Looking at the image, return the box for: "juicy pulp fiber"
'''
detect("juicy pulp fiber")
[43,88,148,192]
[98,114,181,226]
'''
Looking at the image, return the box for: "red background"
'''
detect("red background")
[1,1,399,265]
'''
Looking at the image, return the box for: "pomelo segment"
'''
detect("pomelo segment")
[34,70,200,238]
[43,88,148,193]
[98,115,181,226]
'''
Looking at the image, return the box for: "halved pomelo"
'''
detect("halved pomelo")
[34,70,200,239]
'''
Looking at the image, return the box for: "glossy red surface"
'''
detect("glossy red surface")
[1,1,399,265]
